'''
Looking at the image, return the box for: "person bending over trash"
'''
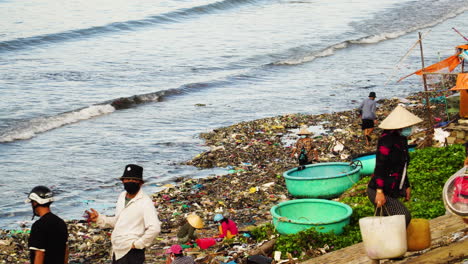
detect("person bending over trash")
[213,214,238,239]
[290,125,319,167]
[85,164,161,264]
[177,214,204,244]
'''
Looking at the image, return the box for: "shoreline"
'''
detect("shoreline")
[0,92,456,263]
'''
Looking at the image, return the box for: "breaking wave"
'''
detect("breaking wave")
[0,80,228,143]
[0,105,115,143]
[271,0,468,66]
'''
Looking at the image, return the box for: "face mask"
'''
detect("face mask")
[300,135,307,139]
[124,182,140,194]
[401,127,412,137]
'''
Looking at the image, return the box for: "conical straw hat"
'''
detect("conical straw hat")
[187,214,204,229]
[378,105,423,130]
[297,125,312,135]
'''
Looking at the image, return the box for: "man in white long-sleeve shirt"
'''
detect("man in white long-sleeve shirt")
[86,164,161,264]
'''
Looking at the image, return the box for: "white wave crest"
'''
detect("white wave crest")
[273,3,468,67]
[0,104,115,142]
[351,31,406,44]
[275,42,349,66]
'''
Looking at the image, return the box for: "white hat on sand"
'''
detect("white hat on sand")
[297,125,312,135]
[378,105,423,130]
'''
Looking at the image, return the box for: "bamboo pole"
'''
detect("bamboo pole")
[418,32,434,146]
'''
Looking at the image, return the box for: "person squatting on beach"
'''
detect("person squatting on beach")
[164,244,195,264]
[358,92,377,145]
[27,185,69,264]
[85,164,161,264]
[213,214,238,240]
[177,214,204,244]
[367,105,423,226]
[290,125,319,167]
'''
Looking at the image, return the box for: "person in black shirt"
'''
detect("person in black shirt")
[26,185,69,264]
[367,106,423,227]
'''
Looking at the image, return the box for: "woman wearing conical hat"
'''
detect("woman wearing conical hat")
[177,214,204,244]
[367,105,423,226]
[290,125,319,167]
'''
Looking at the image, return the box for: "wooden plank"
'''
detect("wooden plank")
[398,239,468,264]
[300,214,466,264]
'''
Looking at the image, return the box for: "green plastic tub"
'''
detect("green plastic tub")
[283,162,361,198]
[352,145,416,176]
[270,199,352,235]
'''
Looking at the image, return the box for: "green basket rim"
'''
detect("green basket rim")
[283,162,361,180]
[270,199,353,225]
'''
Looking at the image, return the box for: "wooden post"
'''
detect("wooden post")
[418,32,434,146]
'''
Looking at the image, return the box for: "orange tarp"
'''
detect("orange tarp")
[414,55,461,75]
[451,73,468,118]
[461,90,468,118]
[398,54,461,82]
[451,73,468,91]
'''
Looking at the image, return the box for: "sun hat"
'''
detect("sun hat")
[187,214,204,229]
[297,125,312,135]
[369,92,376,98]
[378,105,423,130]
[214,214,224,222]
[165,244,183,254]
[119,164,144,182]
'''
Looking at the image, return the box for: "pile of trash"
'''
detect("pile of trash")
[0,95,453,264]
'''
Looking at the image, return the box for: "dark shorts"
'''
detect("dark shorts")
[361,119,374,130]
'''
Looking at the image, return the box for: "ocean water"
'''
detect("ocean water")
[1,0,467,229]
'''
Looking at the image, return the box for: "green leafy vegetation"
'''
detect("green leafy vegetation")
[250,222,276,241]
[407,144,465,219]
[250,144,466,260]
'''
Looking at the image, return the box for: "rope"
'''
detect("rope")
[374,204,391,217]
[346,161,363,185]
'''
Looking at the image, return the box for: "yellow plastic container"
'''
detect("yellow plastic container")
[407,218,431,251]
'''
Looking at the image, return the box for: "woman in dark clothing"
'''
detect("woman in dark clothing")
[367,105,423,226]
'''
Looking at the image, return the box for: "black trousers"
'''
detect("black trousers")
[113,249,145,264]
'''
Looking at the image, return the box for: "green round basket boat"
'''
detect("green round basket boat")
[270,199,352,235]
[283,162,361,198]
[352,144,416,176]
